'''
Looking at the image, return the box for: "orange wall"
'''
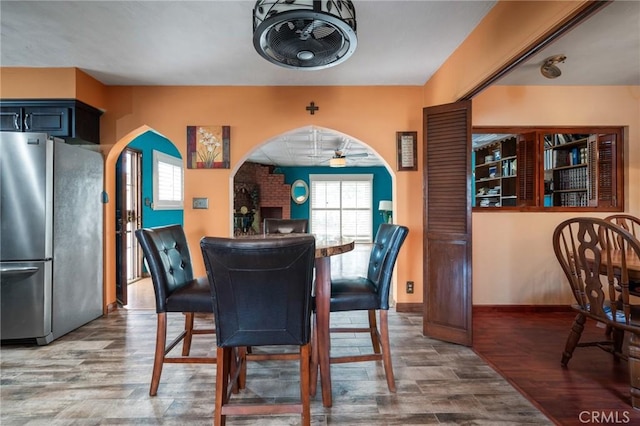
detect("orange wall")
[472,85,640,305]
[100,86,425,307]
[0,67,108,109]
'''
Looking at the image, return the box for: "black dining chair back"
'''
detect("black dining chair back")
[263,218,308,234]
[135,224,215,396]
[200,235,316,426]
[311,223,408,394]
[553,217,640,409]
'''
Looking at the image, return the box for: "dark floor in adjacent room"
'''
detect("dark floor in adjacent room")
[473,310,640,426]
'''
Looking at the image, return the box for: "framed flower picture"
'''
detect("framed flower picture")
[186,125,230,169]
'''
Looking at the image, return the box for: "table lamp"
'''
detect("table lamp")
[378,200,393,223]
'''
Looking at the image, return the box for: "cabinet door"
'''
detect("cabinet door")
[0,106,23,131]
[23,106,70,137]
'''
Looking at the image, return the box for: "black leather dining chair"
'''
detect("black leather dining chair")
[263,218,308,234]
[311,223,409,394]
[135,224,215,396]
[200,235,316,426]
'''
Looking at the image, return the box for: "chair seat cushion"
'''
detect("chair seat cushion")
[330,277,379,312]
[165,276,213,313]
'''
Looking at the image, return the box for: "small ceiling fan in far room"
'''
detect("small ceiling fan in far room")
[325,149,368,167]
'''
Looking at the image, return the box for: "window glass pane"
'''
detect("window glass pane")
[153,150,183,210]
[310,174,373,242]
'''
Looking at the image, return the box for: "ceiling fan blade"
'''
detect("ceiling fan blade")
[344,152,368,158]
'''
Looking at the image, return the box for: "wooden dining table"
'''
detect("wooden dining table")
[605,250,640,297]
[235,232,354,407]
[607,250,640,279]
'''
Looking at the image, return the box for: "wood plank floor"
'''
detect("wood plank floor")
[1,308,551,425]
[473,310,640,426]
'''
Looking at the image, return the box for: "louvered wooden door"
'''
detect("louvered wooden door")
[589,132,619,208]
[422,101,472,346]
[517,132,538,206]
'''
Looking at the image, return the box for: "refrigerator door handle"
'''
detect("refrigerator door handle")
[0,266,39,280]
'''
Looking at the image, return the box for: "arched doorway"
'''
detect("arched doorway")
[104,126,184,311]
[229,125,400,294]
[230,125,392,234]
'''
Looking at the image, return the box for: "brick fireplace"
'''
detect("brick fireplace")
[234,162,291,234]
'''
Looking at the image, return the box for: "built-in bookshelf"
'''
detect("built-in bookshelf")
[472,127,621,211]
[543,134,590,207]
[473,135,517,208]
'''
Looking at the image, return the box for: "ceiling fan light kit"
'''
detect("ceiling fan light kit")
[253,0,357,70]
[541,54,567,79]
[329,157,346,167]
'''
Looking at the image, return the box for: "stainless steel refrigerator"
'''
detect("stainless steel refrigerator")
[1,132,104,345]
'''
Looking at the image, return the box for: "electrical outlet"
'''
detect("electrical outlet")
[406,281,414,294]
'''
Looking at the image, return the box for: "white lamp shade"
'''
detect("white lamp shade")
[378,200,392,211]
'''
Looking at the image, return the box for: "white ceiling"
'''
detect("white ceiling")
[1,1,638,167]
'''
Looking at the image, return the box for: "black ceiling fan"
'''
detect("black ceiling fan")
[253,0,357,70]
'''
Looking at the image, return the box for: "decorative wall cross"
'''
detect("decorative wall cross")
[306,101,319,115]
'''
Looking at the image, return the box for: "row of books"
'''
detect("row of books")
[554,167,589,190]
[544,147,588,170]
[557,192,589,207]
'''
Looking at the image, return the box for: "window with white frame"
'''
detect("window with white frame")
[310,174,373,242]
[153,150,183,210]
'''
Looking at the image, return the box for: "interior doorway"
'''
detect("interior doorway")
[115,147,143,306]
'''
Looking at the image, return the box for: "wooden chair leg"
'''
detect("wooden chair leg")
[379,310,396,392]
[561,313,586,366]
[150,312,167,396]
[237,347,247,390]
[629,333,640,409]
[612,328,625,362]
[182,312,194,356]
[368,310,381,354]
[309,313,318,397]
[214,347,231,426]
[300,343,311,426]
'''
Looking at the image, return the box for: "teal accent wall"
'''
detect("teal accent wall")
[277,166,392,234]
[117,131,184,229]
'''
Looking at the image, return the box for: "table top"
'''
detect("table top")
[607,250,640,279]
[235,233,354,258]
[585,249,640,281]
